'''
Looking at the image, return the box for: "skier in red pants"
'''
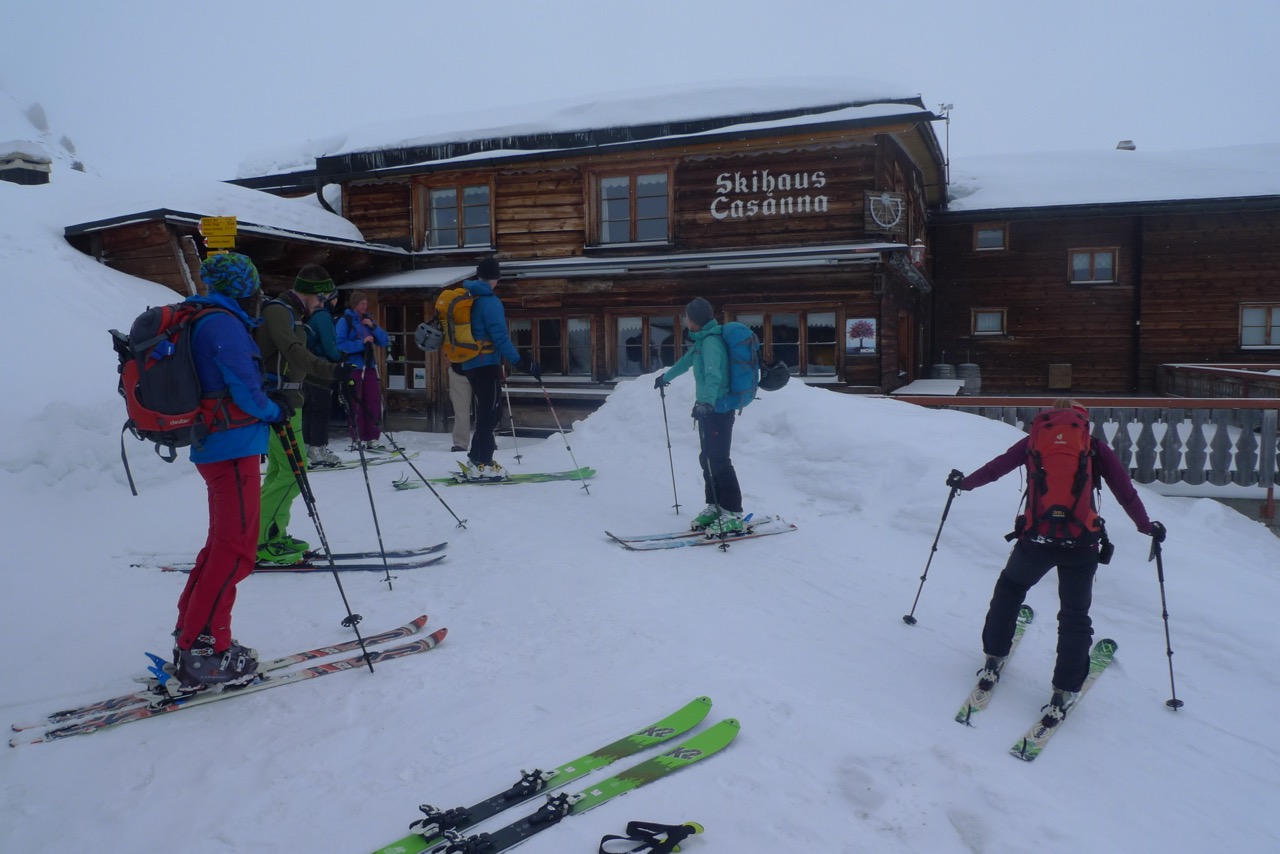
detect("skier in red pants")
[172,253,287,692]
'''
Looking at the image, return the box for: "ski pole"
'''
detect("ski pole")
[536,379,590,494]
[658,383,681,515]
[273,420,374,672]
[1149,538,1185,710]
[339,381,395,590]
[379,425,469,530]
[902,486,960,625]
[502,382,523,464]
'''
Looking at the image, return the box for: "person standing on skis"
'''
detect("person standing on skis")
[654,297,745,537]
[335,289,390,450]
[948,398,1166,727]
[256,276,355,564]
[172,253,286,690]
[456,256,541,481]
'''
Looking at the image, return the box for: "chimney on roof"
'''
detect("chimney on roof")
[0,143,52,185]
[1116,140,1136,151]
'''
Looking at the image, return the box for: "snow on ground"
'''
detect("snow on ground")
[2,171,1280,853]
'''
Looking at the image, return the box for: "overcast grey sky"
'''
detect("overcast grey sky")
[3,0,1278,180]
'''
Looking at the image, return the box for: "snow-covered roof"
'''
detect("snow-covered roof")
[55,172,364,242]
[946,143,1280,212]
[0,139,50,161]
[239,77,927,179]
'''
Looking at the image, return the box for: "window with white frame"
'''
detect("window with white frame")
[734,309,838,376]
[1241,304,1280,348]
[509,317,593,376]
[974,224,1007,251]
[972,308,1007,336]
[1069,248,1117,284]
[615,314,689,376]
[426,183,492,249]
[593,170,670,244]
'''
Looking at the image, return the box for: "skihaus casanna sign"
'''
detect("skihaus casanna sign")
[710,169,829,221]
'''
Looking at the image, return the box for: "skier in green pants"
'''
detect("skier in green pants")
[254,272,356,563]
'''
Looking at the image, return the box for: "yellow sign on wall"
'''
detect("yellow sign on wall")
[200,216,238,249]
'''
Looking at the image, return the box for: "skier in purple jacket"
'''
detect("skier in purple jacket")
[947,399,1165,727]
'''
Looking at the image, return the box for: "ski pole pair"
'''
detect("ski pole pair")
[272,419,374,672]
[903,483,1184,709]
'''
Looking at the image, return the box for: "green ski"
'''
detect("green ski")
[435,719,740,853]
[956,605,1035,725]
[1010,638,1118,761]
[371,696,712,854]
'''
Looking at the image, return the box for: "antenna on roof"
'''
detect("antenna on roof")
[937,104,953,186]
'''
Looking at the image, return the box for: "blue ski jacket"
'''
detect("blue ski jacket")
[459,278,522,370]
[187,293,280,464]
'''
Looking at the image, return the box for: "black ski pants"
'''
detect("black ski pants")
[982,539,1099,693]
[465,363,504,465]
[697,411,742,513]
[301,382,333,448]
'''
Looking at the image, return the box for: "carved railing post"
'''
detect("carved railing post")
[1158,409,1185,485]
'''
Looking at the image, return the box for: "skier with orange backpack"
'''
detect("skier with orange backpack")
[947,398,1165,724]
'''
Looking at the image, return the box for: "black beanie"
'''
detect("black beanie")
[685,297,714,327]
[476,256,501,280]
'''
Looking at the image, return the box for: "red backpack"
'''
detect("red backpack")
[1016,408,1103,546]
[110,303,251,493]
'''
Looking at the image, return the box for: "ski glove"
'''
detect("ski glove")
[691,402,714,421]
[265,391,294,423]
[515,356,542,380]
[946,469,965,490]
[654,375,669,389]
[332,364,359,387]
[1147,520,1167,543]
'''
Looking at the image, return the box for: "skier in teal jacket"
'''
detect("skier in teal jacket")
[656,297,743,536]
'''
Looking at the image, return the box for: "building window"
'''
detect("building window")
[974,224,1006,251]
[509,317,593,376]
[972,308,1007,336]
[381,303,428,394]
[1069,248,1117,284]
[734,309,838,377]
[1241,304,1280,348]
[593,171,670,244]
[426,183,492,249]
[615,314,690,376]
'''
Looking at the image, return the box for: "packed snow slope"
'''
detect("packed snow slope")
[2,176,1279,853]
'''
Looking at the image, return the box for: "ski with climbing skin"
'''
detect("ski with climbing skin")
[160,554,448,573]
[9,616,437,740]
[12,630,447,747]
[395,466,596,488]
[430,719,740,854]
[133,542,447,571]
[1010,638,1118,762]
[370,696,714,854]
[955,605,1035,725]
[308,450,422,472]
[606,514,797,550]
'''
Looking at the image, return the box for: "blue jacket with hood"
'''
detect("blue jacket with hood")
[459,278,522,370]
[187,293,281,464]
[335,308,390,369]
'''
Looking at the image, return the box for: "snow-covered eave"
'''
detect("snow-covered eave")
[367,107,938,178]
[935,193,1280,222]
[307,106,940,185]
[63,208,408,256]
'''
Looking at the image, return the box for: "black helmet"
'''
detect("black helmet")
[759,359,790,392]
